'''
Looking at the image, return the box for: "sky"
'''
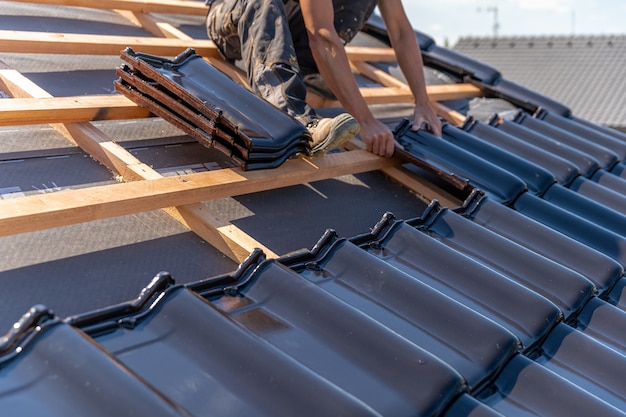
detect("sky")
[402,0,626,47]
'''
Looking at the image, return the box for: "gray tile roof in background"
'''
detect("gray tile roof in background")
[454,35,626,129]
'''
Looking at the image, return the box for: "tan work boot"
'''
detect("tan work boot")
[308,113,360,156]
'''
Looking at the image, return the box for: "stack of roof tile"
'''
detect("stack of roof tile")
[115,48,311,170]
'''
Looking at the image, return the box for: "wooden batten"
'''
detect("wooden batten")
[431,102,468,126]
[0,150,398,237]
[6,0,208,15]
[0,95,150,126]
[0,30,219,57]
[345,46,398,62]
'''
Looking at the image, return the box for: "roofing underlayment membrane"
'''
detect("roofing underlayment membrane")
[2,3,626,417]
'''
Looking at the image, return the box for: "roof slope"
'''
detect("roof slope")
[453,35,626,128]
[3,3,626,417]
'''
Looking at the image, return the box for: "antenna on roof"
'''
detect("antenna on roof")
[477,6,500,38]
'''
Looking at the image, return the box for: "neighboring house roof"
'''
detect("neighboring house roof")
[4,4,626,417]
[453,35,626,129]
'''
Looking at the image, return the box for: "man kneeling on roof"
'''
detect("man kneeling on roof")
[206,0,441,157]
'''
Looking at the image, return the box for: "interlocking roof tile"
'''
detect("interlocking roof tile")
[362,219,562,349]
[410,205,596,319]
[394,120,527,204]
[575,297,626,353]
[455,196,624,295]
[538,109,626,157]
[536,322,626,410]
[505,192,626,266]
[0,318,189,417]
[464,119,581,185]
[495,119,601,178]
[442,123,557,195]
[96,287,388,417]
[297,237,519,391]
[480,355,625,417]
[515,113,623,168]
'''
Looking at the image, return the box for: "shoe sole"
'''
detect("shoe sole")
[310,116,360,156]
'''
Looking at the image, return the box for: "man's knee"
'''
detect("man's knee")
[207,0,289,61]
[206,0,244,60]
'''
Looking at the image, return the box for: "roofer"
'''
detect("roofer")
[206,0,441,157]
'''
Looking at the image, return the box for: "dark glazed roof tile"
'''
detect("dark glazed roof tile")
[574,297,626,354]
[480,355,625,417]
[95,287,383,417]
[297,237,519,391]
[214,261,465,417]
[442,123,557,195]
[537,323,626,410]
[422,45,502,84]
[443,394,506,417]
[573,115,626,141]
[508,193,626,267]
[366,220,561,349]
[591,168,626,193]
[538,110,626,159]
[515,113,621,170]
[393,120,527,204]
[461,196,625,292]
[610,163,626,178]
[541,184,626,237]
[410,203,596,319]
[608,279,626,311]
[480,78,572,116]
[463,119,580,186]
[496,119,601,178]
[362,14,435,52]
[0,321,189,417]
[568,176,626,216]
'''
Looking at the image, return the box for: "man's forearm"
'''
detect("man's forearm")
[390,26,431,107]
[381,5,441,135]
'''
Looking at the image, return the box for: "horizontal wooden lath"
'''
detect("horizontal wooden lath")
[8,0,208,15]
[0,150,398,237]
[344,46,397,62]
[0,30,219,57]
[0,95,150,126]
[0,87,477,126]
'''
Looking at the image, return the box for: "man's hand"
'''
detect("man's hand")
[411,103,442,137]
[360,117,396,157]
[360,102,442,157]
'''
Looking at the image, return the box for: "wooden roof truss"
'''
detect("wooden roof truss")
[0,0,481,261]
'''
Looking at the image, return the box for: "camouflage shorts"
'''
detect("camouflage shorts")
[205,0,377,124]
[206,0,313,123]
